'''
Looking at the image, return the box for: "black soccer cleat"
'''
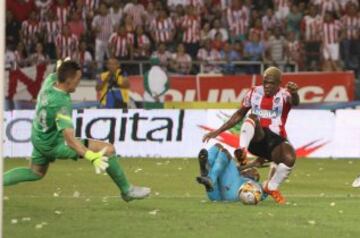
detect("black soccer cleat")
[198,149,209,177]
[196,176,214,192]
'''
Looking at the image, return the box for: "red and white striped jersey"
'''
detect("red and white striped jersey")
[226,7,248,35]
[134,34,151,57]
[341,14,360,40]
[35,0,52,21]
[262,15,278,31]
[92,14,113,42]
[109,33,134,58]
[197,48,221,73]
[55,33,79,59]
[320,20,342,44]
[242,86,292,138]
[21,20,41,45]
[286,40,301,61]
[42,20,61,43]
[301,15,322,42]
[182,15,201,43]
[55,4,70,26]
[150,18,175,43]
[123,3,146,27]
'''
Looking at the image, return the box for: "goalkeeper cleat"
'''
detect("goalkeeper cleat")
[121,186,151,202]
[263,181,286,205]
[196,176,214,192]
[198,149,209,177]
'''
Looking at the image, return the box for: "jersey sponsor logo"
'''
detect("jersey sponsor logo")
[253,106,278,119]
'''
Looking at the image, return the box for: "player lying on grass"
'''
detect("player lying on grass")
[203,66,299,204]
[3,60,150,202]
[196,143,268,204]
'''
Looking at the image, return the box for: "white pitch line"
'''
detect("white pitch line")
[4,194,360,199]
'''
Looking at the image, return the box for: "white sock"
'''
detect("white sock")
[267,163,293,191]
[239,118,255,149]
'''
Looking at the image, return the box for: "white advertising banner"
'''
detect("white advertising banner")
[3,109,360,158]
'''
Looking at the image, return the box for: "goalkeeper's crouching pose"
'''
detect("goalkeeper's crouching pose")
[196,143,267,204]
[3,60,150,202]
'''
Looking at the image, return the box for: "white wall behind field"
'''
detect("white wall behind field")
[3,109,360,158]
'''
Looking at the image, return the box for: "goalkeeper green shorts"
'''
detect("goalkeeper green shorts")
[31,139,89,165]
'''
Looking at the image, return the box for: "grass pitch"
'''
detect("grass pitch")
[3,158,360,238]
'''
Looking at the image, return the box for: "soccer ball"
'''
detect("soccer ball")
[238,180,262,205]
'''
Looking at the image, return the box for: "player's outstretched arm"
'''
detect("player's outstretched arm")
[63,128,88,156]
[63,128,109,172]
[203,107,250,142]
[286,81,300,106]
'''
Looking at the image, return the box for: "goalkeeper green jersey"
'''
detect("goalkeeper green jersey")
[31,73,74,151]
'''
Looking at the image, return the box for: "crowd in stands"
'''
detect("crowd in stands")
[5,0,360,77]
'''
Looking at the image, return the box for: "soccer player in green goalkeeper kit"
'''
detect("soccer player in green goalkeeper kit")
[3,60,150,202]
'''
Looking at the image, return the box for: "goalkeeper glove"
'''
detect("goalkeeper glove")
[84,147,109,174]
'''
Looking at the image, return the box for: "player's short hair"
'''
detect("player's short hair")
[57,60,81,83]
[263,66,282,82]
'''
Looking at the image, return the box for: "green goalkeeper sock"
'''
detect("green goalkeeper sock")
[4,167,42,186]
[106,155,130,194]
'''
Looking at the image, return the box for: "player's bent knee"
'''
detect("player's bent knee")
[283,154,296,167]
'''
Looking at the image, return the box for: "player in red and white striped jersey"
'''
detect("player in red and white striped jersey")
[340,3,360,69]
[55,24,79,59]
[150,9,175,44]
[123,0,147,27]
[84,0,99,17]
[21,11,41,52]
[300,4,322,70]
[197,39,222,73]
[285,31,303,69]
[35,0,53,21]
[273,0,291,20]
[248,19,264,41]
[133,26,151,59]
[182,5,201,58]
[92,3,113,68]
[42,11,61,59]
[54,0,70,27]
[108,25,134,59]
[262,8,279,32]
[320,11,343,71]
[203,66,299,204]
[151,43,173,68]
[226,0,249,42]
[170,43,192,74]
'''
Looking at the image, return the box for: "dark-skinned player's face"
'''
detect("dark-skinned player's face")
[263,75,280,97]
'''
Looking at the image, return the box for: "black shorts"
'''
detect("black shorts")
[248,128,286,161]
